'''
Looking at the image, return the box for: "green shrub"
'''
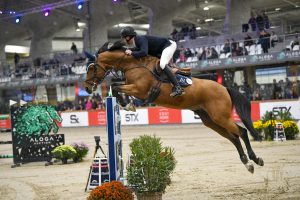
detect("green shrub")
[127,135,176,194]
[51,145,77,161]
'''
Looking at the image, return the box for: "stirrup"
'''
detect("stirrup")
[170,87,185,97]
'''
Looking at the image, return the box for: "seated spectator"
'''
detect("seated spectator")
[209,47,218,59]
[198,47,207,60]
[184,48,192,58]
[221,39,231,54]
[231,39,239,56]
[170,28,178,41]
[270,31,278,48]
[248,13,257,31]
[179,50,187,62]
[244,34,254,47]
[85,98,93,110]
[291,35,299,50]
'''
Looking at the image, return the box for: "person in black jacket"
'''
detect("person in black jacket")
[120,26,184,97]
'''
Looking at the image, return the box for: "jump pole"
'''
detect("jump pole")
[105,96,123,181]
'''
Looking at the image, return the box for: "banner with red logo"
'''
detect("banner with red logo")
[88,110,107,126]
[148,107,182,125]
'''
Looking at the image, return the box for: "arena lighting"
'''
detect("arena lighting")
[205,18,214,22]
[44,9,50,16]
[203,6,209,11]
[0,11,2,14]
[15,16,21,23]
[77,0,84,10]
[275,8,281,11]
[196,27,201,30]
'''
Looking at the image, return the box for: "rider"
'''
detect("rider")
[120,26,185,98]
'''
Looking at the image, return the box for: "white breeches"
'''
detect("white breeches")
[160,40,177,69]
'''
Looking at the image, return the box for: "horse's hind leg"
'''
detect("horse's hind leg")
[237,125,264,166]
[195,109,254,173]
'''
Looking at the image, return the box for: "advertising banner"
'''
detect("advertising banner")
[88,110,107,126]
[120,109,149,125]
[181,110,202,123]
[148,107,182,125]
[61,111,89,127]
[259,100,300,120]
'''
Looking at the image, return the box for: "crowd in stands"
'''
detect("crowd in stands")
[56,93,104,112]
[229,78,299,101]
[173,32,299,63]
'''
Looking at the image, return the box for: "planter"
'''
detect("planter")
[137,192,163,200]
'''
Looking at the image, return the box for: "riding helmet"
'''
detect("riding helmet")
[120,26,137,38]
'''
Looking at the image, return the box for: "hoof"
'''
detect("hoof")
[124,103,136,112]
[257,157,264,166]
[245,163,254,174]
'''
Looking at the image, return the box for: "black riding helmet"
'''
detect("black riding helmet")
[120,26,137,38]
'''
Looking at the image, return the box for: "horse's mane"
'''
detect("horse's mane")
[97,41,125,55]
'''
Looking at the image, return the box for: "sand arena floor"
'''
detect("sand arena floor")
[1,124,300,200]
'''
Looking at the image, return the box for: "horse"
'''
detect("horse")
[84,41,264,173]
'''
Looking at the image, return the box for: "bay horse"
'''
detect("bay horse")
[84,42,264,173]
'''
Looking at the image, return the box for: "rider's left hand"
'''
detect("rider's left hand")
[125,49,132,55]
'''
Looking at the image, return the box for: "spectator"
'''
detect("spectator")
[241,81,252,100]
[198,47,207,60]
[284,77,293,99]
[189,24,197,39]
[262,11,270,29]
[244,34,254,47]
[71,42,78,54]
[256,12,265,31]
[179,50,187,62]
[221,39,231,54]
[242,23,249,32]
[85,98,93,110]
[270,31,278,48]
[248,13,257,31]
[259,30,271,53]
[170,28,178,41]
[14,53,20,67]
[231,39,238,56]
[291,35,299,50]
[184,48,192,58]
[210,47,218,59]
[272,79,281,99]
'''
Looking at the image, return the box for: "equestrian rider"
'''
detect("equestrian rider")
[120,26,185,98]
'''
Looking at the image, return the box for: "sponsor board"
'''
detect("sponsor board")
[181,110,202,123]
[0,118,11,129]
[232,102,260,122]
[61,112,89,127]
[148,107,181,124]
[260,100,300,120]
[88,110,107,126]
[120,109,149,125]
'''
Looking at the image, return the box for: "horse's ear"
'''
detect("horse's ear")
[84,51,96,62]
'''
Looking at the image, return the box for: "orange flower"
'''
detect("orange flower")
[87,181,133,200]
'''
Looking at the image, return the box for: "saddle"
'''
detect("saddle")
[153,62,192,87]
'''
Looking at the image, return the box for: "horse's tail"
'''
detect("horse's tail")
[227,88,261,141]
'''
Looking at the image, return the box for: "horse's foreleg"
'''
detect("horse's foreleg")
[113,84,139,96]
[194,109,254,173]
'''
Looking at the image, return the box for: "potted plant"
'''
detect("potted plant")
[283,120,299,140]
[71,142,89,162]
[87,181,133,200]
[51,145,77,164]
[127,135,176,200]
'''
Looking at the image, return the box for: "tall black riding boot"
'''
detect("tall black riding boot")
[163,65,185,97]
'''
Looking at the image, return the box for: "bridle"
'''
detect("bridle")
[86,52,126,91]
[86,62,109,91]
